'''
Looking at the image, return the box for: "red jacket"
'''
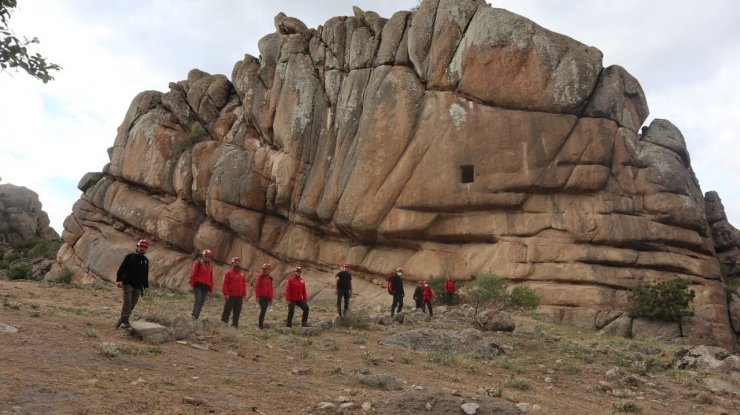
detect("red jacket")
[190,260,214,292]
[444,279,456,293]
[422,286,434,302]
[222,269,246,298]
[284,274,307,302]
[254,273,273,302]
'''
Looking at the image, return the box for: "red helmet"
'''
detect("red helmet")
[262,263,272,270]
[137,239,149,249]
[395,267,403,273]
[231,257,240,264]
[342,262,351,269]
[202,249,212,258]
[294,266,302,273]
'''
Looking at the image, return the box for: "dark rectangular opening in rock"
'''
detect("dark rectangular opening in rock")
[460,165,474,183]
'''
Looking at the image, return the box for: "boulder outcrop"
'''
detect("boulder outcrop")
[0,183,59,246]
[50,0,737,348]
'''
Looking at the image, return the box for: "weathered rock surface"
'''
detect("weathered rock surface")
[705,191,740,278]
[380,328,504,360]
[0,184,59,246]
[51,0,737,348]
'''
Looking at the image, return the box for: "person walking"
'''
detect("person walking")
[335,262,352,317]
[221,257,246,328]
[285,266,310,327]
[421,280,434,317]
[389,267,405,317]
[412,280,424,310]
[115,239,150,329]
[254,263,274,329]
[189,249,214,319]
[443,275,456,306]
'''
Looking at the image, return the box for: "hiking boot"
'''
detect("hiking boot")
[118,322,131,329]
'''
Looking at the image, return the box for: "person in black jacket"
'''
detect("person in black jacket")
[335,262,353,317]
[115,239,150,329]
[389,267,405,317]
[412,280,424,310]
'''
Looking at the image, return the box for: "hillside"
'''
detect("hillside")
[1,279,737,414]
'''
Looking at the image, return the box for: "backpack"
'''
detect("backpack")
[386,276,394,295]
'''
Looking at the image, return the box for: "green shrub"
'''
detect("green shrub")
[503,378,531,391]
[8,264,32,280]
[3,250,20,263]
[628,278,695,322]
[467,273,539,327]
[426,275,446,304]
[27,239,49,257]
[510,285,540,309]
[0,260,8,270]
[56,267,73,284]
[187,123,206,146]
[612,399,639,413]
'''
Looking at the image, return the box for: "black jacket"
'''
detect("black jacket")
[116,251,149,289]
[390,274,404,296]
[336,270,352,290]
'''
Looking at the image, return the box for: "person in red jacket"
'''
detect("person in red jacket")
[443,274,456,306]
[285,266,310,327]
[189,249,214,319]
[421,280,434,317]
[221,257,246,327]
[254,263,274,329]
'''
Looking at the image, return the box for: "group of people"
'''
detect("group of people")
[114,239,456,330]
[387,267,457,318]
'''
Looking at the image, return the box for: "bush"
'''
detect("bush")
[8,264,32,280]
[629,278,695,322]
[187,123,206,146]
[0,260,8,270]
[99,342,120,357]
[27,239,49,258]
[56,267,73,284]
[467,273,540,328]
[510,285,540,309]
[3,250,20,263]
[427,275,446,304]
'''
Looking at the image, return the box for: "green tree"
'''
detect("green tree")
[466,273,539,328]
[628,278,695,336]
[1,0,60,82]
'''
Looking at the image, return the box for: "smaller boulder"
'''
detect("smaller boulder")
[478,310,515,332]
[130,320,174,344]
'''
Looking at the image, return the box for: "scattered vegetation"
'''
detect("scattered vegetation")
[363,351,380,366]
[85,328,98,338]
[341,310,370,329]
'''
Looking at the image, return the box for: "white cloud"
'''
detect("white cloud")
[1,0,738,234]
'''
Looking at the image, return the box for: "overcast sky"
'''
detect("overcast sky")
[1,0,738,235]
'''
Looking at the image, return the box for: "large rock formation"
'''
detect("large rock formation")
[705,191,740,279]
[0,183,59,247]
[51,0,737,348]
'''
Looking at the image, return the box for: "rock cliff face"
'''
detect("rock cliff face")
[51,0,737,348]
[0,183,59,247]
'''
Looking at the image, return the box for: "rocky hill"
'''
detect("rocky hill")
[50,0,739,349]
[0,183,59,247]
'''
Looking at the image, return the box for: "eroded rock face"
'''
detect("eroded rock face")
[0,183,59,246]
[51,0,736,348]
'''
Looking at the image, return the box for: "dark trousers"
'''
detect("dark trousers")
[414,299,423,309]
[444,292,454,305]
[257,297,270,329]
[287,300,309,326]
[422,300,433,317]
[118,284,141,325]
[390,293,404,315]
[192,284,209,319]
[221,297,243,327]
[336,289,350,316]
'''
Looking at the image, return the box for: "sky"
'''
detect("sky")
[1,0,738,235]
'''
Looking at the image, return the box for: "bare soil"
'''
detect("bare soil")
[0,279,737,414]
